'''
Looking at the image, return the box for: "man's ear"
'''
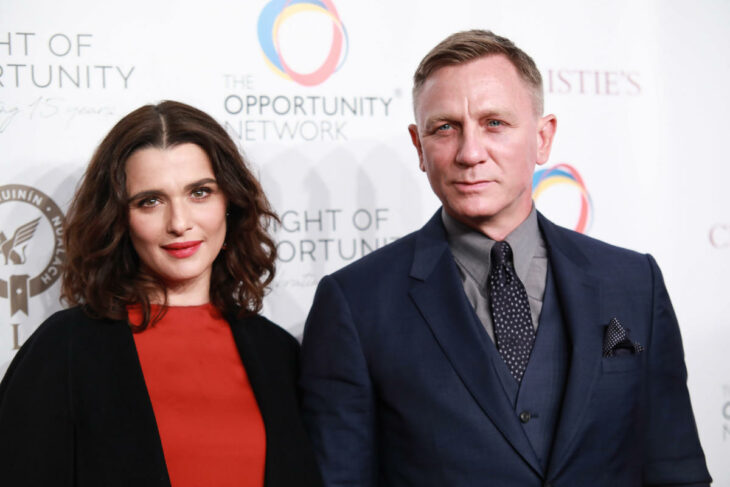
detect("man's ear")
[408,124,426,171]
[536,114,557,166]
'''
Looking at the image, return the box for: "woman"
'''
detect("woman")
[0,101,322,487]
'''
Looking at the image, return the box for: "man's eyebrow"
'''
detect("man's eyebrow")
[475,108,507,118]
[423,113,456,128]
[422,108,511,128]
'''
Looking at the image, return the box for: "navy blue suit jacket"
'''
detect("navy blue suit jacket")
[300,211,711,486]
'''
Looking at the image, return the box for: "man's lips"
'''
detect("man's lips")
[453,180,492,189]
[161,241,202,258]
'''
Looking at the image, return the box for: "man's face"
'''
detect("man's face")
[409,55,556,239]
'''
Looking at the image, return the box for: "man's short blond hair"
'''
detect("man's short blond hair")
[412,29,544,115]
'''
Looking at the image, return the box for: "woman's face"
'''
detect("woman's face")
[125,143,227,304]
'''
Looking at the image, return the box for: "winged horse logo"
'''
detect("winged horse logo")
[0,218,41,265]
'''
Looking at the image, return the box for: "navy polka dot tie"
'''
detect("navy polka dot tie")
[488,241,536,382]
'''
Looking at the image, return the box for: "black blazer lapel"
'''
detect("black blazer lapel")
[408,213,543,475]
[74,313,171,486]
[228,314,323,487]
[537,215,605,478]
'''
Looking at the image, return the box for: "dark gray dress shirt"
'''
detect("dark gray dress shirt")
[442,206,548,342]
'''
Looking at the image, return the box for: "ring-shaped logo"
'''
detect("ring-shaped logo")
[532,164,593,234]
[258,0,348,86]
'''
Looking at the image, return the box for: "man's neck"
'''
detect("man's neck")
[449,204,533,241]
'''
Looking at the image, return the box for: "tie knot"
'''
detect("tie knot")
[490,240,513,267]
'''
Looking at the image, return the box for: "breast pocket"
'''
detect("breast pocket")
[601,353,643,373]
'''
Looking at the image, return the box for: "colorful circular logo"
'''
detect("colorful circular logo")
[532,164,593,234]
[257,0,348,87]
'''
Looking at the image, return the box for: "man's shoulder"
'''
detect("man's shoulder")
[330,226,423,281]
[539,214,650,270]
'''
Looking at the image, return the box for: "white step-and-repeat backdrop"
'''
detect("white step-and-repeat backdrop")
[2,0,729,482]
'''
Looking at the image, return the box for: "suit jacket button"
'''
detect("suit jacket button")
[519,411,531,423]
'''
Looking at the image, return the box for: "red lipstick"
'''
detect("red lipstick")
[161,240,202,258]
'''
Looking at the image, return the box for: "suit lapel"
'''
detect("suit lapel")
[408,213,543,475]
[538,215,605,478]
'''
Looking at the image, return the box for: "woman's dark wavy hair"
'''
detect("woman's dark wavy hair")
[61,100,278,330]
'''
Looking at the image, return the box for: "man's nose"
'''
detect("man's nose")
[167,200,192,236]
[455,124,488,166]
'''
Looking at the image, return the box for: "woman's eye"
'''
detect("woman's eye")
[191,187,212,199]
[138,197,159,208]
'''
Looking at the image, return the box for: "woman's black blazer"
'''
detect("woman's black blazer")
[0,307,323,487]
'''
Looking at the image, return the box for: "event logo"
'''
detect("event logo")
[257,0,348,86]
[532,164,593,234]
[0,185,65,323]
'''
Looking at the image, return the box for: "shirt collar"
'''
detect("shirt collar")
[442,205,542,285]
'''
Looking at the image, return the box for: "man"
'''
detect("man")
[300,30,711,486]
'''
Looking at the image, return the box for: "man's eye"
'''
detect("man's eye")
[487,120,503,127]
[437,123,452,131]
